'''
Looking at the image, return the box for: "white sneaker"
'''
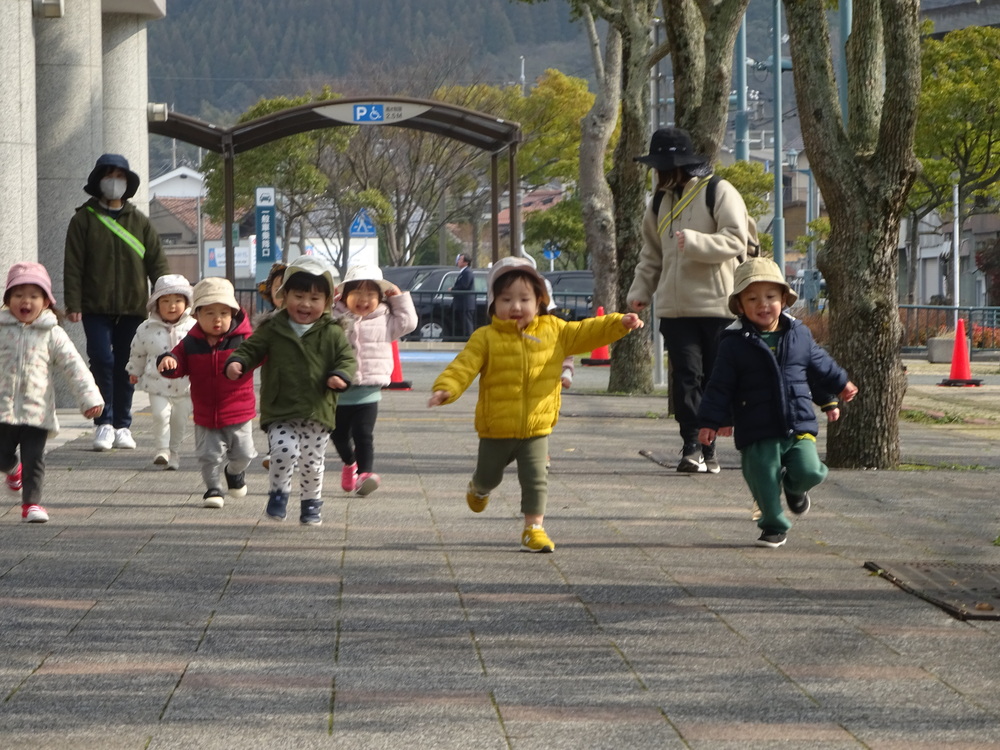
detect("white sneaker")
[153,451,169,466]
[113,428,136,450]
[166,453,180,471]
[93,424,115,451]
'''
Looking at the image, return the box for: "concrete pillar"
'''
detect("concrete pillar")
[0,1,38,270]
[35,0,103,303]
[102,13,150,209]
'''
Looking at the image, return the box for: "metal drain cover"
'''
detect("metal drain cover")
[864,561,1000,621]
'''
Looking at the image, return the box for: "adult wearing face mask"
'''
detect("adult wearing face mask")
[627,128,751,475]
[64,153,170,452]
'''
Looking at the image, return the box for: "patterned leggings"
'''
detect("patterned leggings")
[267,419,329,500]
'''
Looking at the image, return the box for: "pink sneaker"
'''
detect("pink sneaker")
[355,472,380,497]
[341,462,357,492]
[6,463,22,492]
[22,504,49,523]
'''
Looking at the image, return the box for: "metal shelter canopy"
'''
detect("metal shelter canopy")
[148,96,523,282]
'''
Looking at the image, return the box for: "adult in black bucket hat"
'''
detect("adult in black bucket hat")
[83,153,141,202]
[634,127,710,172]
[627,127,753,476]
[64,153,169,453]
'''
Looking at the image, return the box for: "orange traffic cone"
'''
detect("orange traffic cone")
[581,306,611,366]
[939,318,982,387]
[384,340,412,390]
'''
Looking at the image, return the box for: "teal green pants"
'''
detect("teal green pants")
[741,435,828,533]
[472,436,549,516]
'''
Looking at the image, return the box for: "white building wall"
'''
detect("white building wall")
[35,0,104,301]
[0,1,38,270]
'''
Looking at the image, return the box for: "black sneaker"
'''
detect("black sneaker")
[702,443,721,474]
[203,488,224,509]
[755,531,787,548]
[224,465,247,498]
[677,442,706,473]
[786,490,811,516]
[300,498,323,525]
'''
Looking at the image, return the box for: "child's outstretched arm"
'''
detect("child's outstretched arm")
[428,390,451,407]
[621,312,644,330]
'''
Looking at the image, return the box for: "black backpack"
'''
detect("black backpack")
[652,175,760,260]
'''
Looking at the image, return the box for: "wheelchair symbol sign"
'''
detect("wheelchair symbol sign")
[353,104,384,122]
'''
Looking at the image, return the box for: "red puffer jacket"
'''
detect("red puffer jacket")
[159,309,256,429]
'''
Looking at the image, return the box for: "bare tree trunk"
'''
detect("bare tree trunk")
[578,7,620,314]
[607,9,655,394]
[785,0,921,468]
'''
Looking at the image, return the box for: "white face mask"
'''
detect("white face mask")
[100,177,127,201]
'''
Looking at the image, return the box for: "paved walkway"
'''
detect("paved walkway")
[1,357,1000,748]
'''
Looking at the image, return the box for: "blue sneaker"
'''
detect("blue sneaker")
[265,491,288,521]
[300,499,323,525]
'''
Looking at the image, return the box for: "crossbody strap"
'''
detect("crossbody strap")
[657,178,711,236]
[87,206,146,259]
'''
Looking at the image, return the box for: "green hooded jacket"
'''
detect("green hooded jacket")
[64,198,169,317]
[226,309,357,431]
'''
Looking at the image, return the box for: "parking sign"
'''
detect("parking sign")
[353,104,384,122]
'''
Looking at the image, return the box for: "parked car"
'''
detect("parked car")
[380,265,451,292]
[543,270,594,321]
[406,267,490,341]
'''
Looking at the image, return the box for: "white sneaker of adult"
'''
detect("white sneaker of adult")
[93,424,115,451]
[113,428,136,449]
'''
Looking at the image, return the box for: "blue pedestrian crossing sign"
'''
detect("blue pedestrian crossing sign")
[350,208,377,237]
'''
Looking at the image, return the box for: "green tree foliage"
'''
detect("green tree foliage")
[200,89,355,258]
[523,196,587,270]
[914,26,1000,208]
[913,26,1000,303]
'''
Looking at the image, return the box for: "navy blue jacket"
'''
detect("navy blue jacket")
[698,313,848,450]
[452,265,475,311]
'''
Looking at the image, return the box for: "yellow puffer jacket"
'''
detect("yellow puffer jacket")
[433,313,630,439]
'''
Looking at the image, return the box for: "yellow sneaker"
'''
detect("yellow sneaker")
[466,482,489,513]
[520,524,555,553]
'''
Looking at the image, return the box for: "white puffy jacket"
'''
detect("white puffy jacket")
[0,309,103,435]
[126,311,196,398]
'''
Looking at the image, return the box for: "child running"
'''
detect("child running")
[225,257,356,525]
[158,278,257,509]
[127,274,195,470]
[0,262,103,523]
[330,264,417,496]
[428,256,644,552]
[697,258,858,548]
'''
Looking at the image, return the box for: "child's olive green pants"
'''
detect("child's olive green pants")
[471,436,548,516]
[741,434,828,534]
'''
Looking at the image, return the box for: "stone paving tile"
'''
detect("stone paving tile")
[3,359,1000,746]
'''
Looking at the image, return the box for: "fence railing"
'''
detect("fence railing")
[899,305,1000,350]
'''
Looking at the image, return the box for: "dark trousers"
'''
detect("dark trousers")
[331,402,379,474]
[455,304,475,339]
[0,423,48,506]
[82,314,143,429]
[659,317,730,445]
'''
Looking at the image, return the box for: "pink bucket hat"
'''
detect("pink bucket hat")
[4,262,57,308]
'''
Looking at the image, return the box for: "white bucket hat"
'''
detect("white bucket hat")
[336,264,393,297]
[147,273,193,313]
[486,256,550,310]
[274,256,340,307]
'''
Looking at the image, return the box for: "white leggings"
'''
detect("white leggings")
[149,393,191,455]
[267,419,329,500]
